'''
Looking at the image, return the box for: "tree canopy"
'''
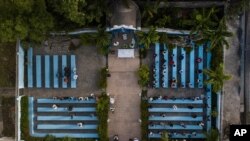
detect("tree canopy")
[0,0,53,43]
[0,0,109,43]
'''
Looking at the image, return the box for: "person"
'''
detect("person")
[77,122,83,127]
[196,57,202,63]
[188,82,192,88]
[199,122,204,127]
[163,96,168,100]
[180,122,186,128]
[64,77,69,83]
[161,113,166,117]
[68,106,73,111]
[173,105,178,110]
[187,105,194,109]
[73,74,78,80]
[179,54,184,60]
[197,69,202,73]
[169,60,175,65]
[78,97,84,101]
[110,107,115,113]
[191,114,197,118]
[179,69,183,74]
[113,135,119,141]
[70,113,75,119]
[52,104,58,109]
[64,67,71,77]
[181,83,185,88]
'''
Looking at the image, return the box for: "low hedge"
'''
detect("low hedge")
[98,67,108,89]
[141,90,149,141]
[96,94,109,141]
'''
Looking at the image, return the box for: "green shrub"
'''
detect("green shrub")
[138,65,150,88]
[98,67,108,89]
[96,94,109,141]
[141,90,149,141]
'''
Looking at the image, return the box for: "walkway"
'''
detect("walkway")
[222,18,241,140]
[107,51,141,141]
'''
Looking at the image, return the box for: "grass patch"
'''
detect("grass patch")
[96,94,109,141]
[141,90,149,141]
[0,43,16,87]
[1,96,15,137]
[21,96,95,141]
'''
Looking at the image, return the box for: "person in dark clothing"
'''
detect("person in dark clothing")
[187,105,194,109]
[191,114,197,118]
[179,54,184,60]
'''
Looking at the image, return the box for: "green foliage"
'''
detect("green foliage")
[98,67,108,89]
[211,109,218,118]
[205,18,233,50]
[47,0,108,29]
[205,128,220,141]
[96,94,109,141]
[156,16,171,27]
[203,63,231,93]
[136,27,159,49]
[47,0,86,26]
[21,96,30,140]
[80,28,111,55]
[141,0,160,23]
[138,65,150,88]
[190,7,219,35]
[161,131,169,141]
[141,90,149,141]
[159,32,169,44]
[0,0,53,43]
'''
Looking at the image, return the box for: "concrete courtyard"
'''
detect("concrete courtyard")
[107,51,141,141]
[25,38,106,98]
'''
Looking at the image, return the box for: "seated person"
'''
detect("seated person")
[52,104,58,109]
[77,122,83,127]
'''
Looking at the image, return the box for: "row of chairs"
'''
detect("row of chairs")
[29,97,98,138]
[152,43,207,89]
[206,49,212,130]
[27,48,77,88]
[148,97,206,139]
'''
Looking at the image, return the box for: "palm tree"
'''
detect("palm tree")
[203,63,231,93]
[141,0,160,23]
[156,15,171,27]
[136,26,159,49]
[205,128,220,141]
[94,27,111,48]
[161,131,170,141]
[205,18,233,50]
[190,7,219,35]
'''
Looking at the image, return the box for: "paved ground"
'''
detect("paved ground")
[221,18,241,140]
[110,0,139,27]
[25,40,106,98]
[107,51,141,141]
[0,89,15,140]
